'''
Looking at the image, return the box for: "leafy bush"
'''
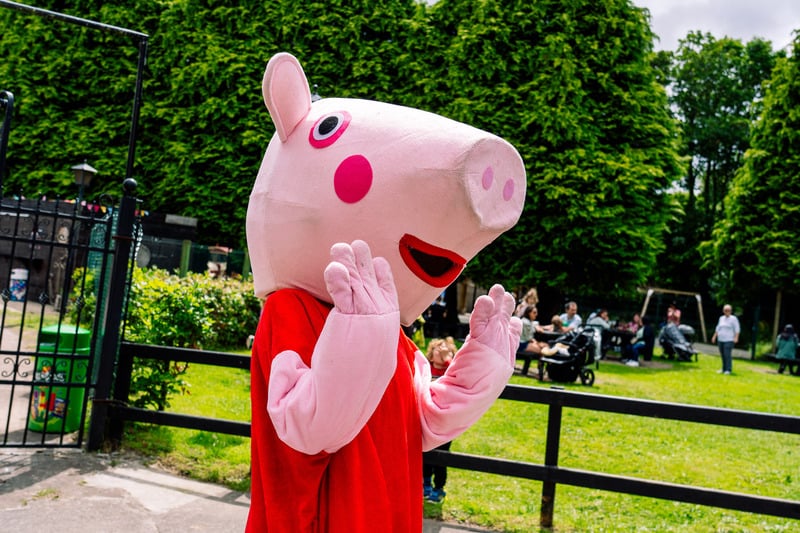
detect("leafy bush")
[66,267,98,329]
[123,268,261,410]
[125,268,261,350]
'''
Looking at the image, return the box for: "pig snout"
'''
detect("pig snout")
[463,136,526,230]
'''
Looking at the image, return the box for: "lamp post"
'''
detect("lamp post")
[71,160,97,204]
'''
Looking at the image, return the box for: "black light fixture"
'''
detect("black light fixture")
[71,160,97,204]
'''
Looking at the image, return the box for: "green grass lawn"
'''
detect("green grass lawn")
[121,359,252,492]
[121,348,800,532]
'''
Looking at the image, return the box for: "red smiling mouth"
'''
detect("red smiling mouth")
[399,234,466,288]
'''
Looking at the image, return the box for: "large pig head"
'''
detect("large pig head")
[246,53,526,325]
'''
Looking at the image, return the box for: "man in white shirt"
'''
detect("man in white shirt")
[560,301,582,332]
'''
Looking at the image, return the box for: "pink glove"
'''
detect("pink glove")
[268,240,400,454]
[416,284,521,450]
[466,284,523,366]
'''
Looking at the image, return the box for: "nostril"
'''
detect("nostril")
[482,166,494,190]
[503,179,515,202]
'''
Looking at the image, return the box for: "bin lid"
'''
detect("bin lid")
[38,324,92,350]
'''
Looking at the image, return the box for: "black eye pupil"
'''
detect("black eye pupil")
[318,116,339,136]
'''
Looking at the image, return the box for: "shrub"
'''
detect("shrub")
[123,268,261,410]
[66,267,98,329]
[125,268,261,350]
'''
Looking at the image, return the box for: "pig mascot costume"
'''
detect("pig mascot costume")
[245,52,526,532]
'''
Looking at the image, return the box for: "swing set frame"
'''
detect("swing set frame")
[640,287,708,342]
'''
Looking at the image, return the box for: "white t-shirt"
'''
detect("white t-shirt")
[520,318,540,343]
[715,314,740,343]
[560,313,582,330]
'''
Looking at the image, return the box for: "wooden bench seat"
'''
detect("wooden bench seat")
[765,353,800,375]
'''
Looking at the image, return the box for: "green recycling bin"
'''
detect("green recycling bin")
[28,325,91,433]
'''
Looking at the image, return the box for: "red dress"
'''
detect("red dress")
[247,289,422,532]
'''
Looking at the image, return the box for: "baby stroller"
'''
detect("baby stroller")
[658,322,697,362]
[537,327,596,386]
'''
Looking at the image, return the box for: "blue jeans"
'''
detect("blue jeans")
[630,341,646,361]
[718,341,734,372]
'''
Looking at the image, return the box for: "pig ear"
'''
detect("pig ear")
[262,53,312,142]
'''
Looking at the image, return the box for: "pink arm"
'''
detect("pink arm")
[267,241,400,454]
[416,284,522,450]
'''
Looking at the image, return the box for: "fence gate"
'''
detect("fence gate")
[0,194,128,448]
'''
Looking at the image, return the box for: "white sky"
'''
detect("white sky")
[632,0,799,51]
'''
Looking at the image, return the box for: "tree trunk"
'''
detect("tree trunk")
[772,289,782,353]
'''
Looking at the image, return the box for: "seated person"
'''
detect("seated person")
[541,314,566,334]
[626,316,655,365]
[560,301,582,332]
[666,302,681,326]
[518,305,548,356]
[514,288,539,318]
[626,313,643,334]
[776,324,799,374]
[586,308,612,359]
[586,308,611,330]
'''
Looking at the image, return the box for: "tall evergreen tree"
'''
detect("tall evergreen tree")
[1,0,682,289]
[0,1,151,197]
[705,36,800,301]
[421,0,682,301]
[655,32,781,292]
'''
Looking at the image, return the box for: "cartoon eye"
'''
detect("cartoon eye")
[309,111,351,148]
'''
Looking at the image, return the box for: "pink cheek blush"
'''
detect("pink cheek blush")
[334,155,373,203]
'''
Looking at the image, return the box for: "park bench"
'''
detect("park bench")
[764,353,800,375]
[516,348,538,378]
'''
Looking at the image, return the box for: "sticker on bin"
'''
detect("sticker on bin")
[30,390,67,422]
[35,364,66,383]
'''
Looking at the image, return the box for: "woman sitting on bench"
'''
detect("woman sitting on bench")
[519,306,548,357]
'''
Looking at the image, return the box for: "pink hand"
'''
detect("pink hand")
[468,284,521,365]
[323,240,398,316]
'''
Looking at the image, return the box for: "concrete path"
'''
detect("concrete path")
[0,449,488,533]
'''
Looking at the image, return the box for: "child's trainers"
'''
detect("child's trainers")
[427,487,446,503]
[423,483,433,499]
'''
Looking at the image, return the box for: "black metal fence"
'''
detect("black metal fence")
[103,344,800,528]
[0,195,121,448]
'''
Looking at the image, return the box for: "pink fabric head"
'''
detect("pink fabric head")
[246,53,526,325]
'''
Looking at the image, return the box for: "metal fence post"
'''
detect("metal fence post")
[87,179,138,451]
[540,401,563,528]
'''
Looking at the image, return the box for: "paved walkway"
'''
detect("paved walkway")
[693,341,752,359]
[0,449,488,533]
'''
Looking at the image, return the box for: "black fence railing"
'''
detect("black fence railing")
[108,342,251,439]
[108,343,800,528]
[0,196,118,448]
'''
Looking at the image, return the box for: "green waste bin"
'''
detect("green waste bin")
[28,325,91,433]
